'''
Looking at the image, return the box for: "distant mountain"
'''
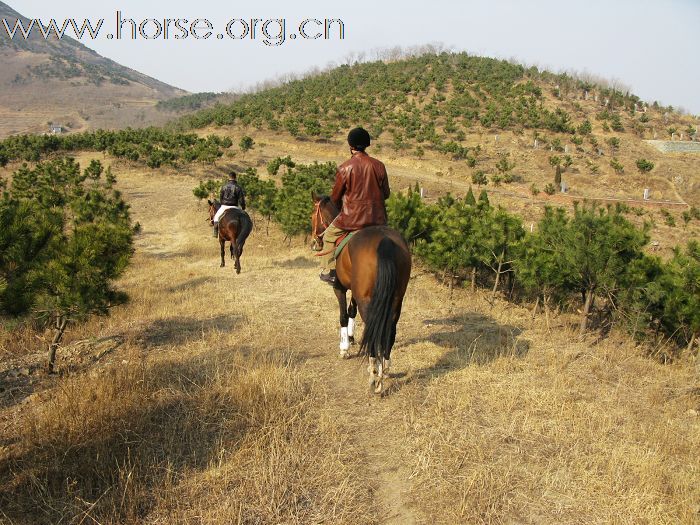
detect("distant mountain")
[0,1,186,137]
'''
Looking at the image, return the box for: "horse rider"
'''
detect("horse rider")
[213,171,246,237]
[319,127,391,284]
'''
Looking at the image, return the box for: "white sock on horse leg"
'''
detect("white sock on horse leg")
[340,327,350,353]
[347,318,355,338]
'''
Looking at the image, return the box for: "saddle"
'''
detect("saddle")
[316,231,356,259]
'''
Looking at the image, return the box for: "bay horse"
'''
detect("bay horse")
[311,193,412,394]
[207,200,253,274]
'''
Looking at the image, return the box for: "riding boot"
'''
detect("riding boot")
[320,269,337,284]
[212,224,219,238]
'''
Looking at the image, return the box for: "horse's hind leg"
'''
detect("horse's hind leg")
[347,297,358,345]
[232,239,241,274]
[384,303,402,375]
[219,239,226,267]
[334,287,350,358]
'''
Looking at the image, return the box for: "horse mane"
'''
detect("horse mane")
[320,196,339,211]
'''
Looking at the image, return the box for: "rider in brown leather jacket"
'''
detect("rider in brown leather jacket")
[320,127,390,284]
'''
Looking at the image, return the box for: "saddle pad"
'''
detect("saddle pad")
[334,231,356,258]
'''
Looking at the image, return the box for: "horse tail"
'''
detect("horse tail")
[235,212,253,253]
[360,237,397,361]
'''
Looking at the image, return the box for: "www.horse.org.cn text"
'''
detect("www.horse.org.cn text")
[1,12,346,46]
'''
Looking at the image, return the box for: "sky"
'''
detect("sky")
[5,0,700,114]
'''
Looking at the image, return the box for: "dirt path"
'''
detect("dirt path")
[114,167,423,523]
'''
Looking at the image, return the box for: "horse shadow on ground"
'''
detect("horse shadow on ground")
[384,313,530,395]
[132,314,244,349]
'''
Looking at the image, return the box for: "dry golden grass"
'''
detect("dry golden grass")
[0,155,698,524]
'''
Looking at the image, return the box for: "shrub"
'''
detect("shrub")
[636,158,654,174]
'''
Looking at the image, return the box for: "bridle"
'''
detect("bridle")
[207,201,219,224]
[312,199,330,245]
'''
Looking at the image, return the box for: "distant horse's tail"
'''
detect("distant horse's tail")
[360,237,397,361]
[235,212,253,254]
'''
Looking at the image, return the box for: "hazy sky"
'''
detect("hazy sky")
[6,0,700,114]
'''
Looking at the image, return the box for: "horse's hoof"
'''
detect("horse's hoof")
[220,264,225,268]
[374,379,383,395]
[236,268,241,274]
[348,336,355,345]
[339,349,349,359]
[368,375,376,392]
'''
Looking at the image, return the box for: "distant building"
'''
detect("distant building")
[49,125,64,134]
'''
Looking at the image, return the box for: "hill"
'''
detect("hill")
[178,51,700,207]
[0,1,185,137]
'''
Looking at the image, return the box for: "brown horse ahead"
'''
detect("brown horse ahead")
[207,200,253,274]
[311,193,412,394]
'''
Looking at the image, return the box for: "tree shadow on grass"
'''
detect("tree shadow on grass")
[0,348,284,524]
[132,314,244,349]
[271,256,317,269]
[166,276,216,293]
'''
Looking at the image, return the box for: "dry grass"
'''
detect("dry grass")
[0,155,698,524]
[2,347,374,524]
[400,324,699,523]
[0,162,378,524]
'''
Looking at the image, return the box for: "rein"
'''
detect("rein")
[313,200,331,242]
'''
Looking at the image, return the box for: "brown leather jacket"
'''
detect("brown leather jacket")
[331,151,390,231]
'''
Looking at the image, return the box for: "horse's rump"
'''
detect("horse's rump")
[220,208,253,246]
[343,226,411,361]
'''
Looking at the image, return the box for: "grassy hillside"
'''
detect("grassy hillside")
[178,52,700,206]
[0,155,697,523]
[0,1,186,137]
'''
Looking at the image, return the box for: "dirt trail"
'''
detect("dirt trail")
[117,168,422,523]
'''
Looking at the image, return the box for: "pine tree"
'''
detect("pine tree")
[465,185,476,206]
[478,189,490,207]
[477,207,525,299]
[514,207,571,328]
[1,158,134,371]
[273,162,335,239]
[663,241,700,352]
[563,203,649,336]
[415,197,483,294]
[239,135,255,152]
[386,184,433,244]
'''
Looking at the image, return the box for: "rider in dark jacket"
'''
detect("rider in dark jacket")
[220,172,246,209]
[213,172,246,237]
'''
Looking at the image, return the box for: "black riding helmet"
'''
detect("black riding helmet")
[347,127,371,150]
